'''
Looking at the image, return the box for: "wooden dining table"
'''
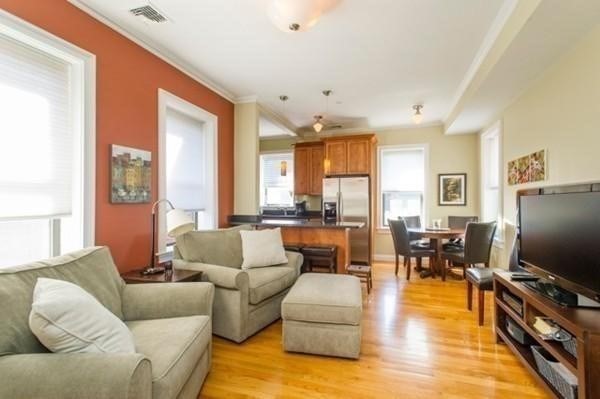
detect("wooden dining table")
[407,228,465,278]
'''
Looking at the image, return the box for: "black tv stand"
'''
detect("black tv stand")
[524,279,600,308]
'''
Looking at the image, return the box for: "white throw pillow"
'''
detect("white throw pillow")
[29,278,135,354]
[240,228,288,269]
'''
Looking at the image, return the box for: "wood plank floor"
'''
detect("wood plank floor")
[200,262,549,398]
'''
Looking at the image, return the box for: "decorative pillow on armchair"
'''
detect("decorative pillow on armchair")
[240,228,288,269]
[29,278,135,354]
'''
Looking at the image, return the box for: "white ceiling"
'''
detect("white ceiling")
[70,0,505,131]
[69,0,600,135]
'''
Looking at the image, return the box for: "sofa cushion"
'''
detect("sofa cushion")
[175,225,252,269]
[0,246,125,355]
[240,228,288,269]
[29,278,135,354]
[126,316,211,399]
[282,273,362,325]
[246,265,297,305]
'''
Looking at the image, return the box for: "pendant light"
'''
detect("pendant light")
[313,115,324,133]
[412,104,424,124]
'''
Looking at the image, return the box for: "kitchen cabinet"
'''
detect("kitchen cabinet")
[323,134,376,176]
[294,142,324,195]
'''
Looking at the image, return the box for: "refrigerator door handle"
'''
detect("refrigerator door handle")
[338,190,343,221]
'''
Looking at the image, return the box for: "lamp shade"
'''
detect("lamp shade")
[166,208,194,237]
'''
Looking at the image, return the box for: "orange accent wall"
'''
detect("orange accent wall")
[0,0,235,272]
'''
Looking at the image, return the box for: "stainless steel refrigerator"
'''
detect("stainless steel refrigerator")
[323,176,370,265]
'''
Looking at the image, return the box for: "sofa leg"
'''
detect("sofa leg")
[467,281,473,310]
[478,289,485,326]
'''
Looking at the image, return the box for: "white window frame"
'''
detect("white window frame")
[0,10,96,252]
[259,150,294,208]
[157,89,218,253]
[377,144,429,231]
[480,120,503,245]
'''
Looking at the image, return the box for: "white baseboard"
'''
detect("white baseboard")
[373,254,395,262]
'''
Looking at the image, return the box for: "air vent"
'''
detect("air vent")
[129,4,168,23]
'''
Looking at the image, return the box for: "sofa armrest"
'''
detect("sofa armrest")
[122,282,214,321]
[173,259,249,290]
[285,251,304,276]
[0,353,151,399]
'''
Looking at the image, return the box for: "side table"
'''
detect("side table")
[121,269,203,284]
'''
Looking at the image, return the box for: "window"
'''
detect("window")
[0,15,94,267]
[481,122,502,238]
[379,146,426,227]
[260,152,294,207]
[158,89,217,251]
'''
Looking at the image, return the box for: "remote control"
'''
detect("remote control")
[510,273,539,281]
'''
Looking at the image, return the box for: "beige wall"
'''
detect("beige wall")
[501,23,600,224]
[485,23,600,268]
[234,102,260,214]
[374,126,480,257]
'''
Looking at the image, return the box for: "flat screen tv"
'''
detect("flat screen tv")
[518,189,600,303]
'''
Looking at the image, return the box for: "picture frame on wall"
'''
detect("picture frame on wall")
[439,173,467,206]
[110,144,152,203]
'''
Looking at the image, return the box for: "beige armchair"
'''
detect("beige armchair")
[174,225,303,343]
[0,246,214,399]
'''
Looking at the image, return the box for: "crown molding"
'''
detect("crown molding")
[68,0,237,102]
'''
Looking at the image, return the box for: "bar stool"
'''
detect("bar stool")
[300,245,337,273]
[346,264,373,294]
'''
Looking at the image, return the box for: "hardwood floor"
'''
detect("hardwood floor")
[200,262,549,398]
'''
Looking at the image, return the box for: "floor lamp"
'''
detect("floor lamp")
[144,199,195,275]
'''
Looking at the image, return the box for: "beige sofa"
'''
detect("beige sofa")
[174,225,303,343]
[0,246,214,399]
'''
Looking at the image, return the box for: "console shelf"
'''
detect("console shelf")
[494,271,600,399]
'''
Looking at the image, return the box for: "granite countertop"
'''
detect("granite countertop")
[228,215,364,229]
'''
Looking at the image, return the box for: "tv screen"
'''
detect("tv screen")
[519,191,600,298]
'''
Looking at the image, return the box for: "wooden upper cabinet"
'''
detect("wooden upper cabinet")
[346,138,370,174]
[294,147,310,195]
[309,145,324,195]
[325,141,347,175]
[324,134,376,176]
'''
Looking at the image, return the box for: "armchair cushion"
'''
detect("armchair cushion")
[29,278,135,354]
[172,260,249,290]
[246,265,297,305]
[126,316,211,399]
[175,225,252,269]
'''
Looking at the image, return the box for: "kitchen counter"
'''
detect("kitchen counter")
[227,215,362,273]
[229,216,363,229]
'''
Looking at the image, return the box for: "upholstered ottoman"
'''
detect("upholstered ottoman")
[281,273,362,359]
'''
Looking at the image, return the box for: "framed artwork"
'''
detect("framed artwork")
[111,144,151,203]
[439,173,467,206]
[507,149,547,186]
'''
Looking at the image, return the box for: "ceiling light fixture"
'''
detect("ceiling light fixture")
[267,0,323,32]
[313,115,324,133]
[412,104,424,124]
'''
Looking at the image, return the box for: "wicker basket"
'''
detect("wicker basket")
[531,346,578,399]
[561,336,577,359]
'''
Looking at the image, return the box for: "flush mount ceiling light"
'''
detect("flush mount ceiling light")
[267,0,324,32]
[412,104,424,124]
[313,115,324,133]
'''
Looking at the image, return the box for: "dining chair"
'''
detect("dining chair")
[389,219,435,280]
[443,216,479,252]
[399,216,430,270]
[440,221,497,281]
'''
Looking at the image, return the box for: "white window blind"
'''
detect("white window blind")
[380,147,426,227]
[482,126,501,230]
[260,152,294,207]
[0,34,72,220]
[166,108,206,211]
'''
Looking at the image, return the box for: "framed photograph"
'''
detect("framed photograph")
[529,149,546,183]
[111,144,151,203]
[439,173,467,206]
[507,149,547,186]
